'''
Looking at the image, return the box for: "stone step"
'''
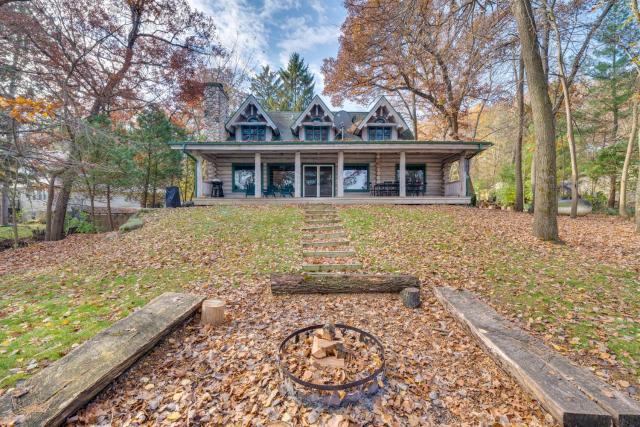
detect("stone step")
[304,213,339,219]
[302,224,343,231]
[304,208,337,214]
[302,232,347,240]
[301,240,351,248]
[301,263,363,272]
[305,219,341,225]
[303,250,357,258]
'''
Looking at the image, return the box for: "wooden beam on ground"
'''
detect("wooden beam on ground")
[0,292,205,427]
[271,273,420,294]
[434,287,640,427]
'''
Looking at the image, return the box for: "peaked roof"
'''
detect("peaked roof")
[355,96,410,132]
[291,95,335,130]
[225,95,278,132]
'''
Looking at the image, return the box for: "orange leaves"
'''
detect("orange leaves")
[0,96,59,124]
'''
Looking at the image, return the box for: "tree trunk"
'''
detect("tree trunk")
[620,99,638,217]
[49,172,73,241]
[11,161,19,248]
[0,182,8,226]
[512,0,558,240]
[636,125,640,232]
[106,184,114,231]
[607,175,616,209]
[45,173,58,241]
[515,55,525,212]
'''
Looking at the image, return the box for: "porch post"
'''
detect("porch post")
[399,151,406,197]
[337,151,344,197]
[254,152,262,198]
[459,153,467,197]
[195,155,203,198]
[294,152,301,198]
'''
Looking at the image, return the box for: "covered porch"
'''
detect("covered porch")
[177,141,488,204]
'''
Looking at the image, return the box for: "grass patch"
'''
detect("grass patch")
[0,205,302,386]
[0,224,43,240]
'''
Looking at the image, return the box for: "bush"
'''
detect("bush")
[583,192,608,213]
[65,211,96,234]
[119,216,143,232]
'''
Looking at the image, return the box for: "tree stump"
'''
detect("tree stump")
[401,287,421,308]
[201,299,225,326]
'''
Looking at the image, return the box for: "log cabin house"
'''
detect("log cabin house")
[171,82,491,204]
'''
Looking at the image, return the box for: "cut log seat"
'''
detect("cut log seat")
[0,292,205,427]
[271,273,420,294]
[434,287,640,427]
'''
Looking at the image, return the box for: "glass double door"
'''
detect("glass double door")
[303,165,334,197]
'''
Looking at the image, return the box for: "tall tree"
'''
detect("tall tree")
[0,0,220,240]
[322,0,511,139]
[514,54,526,212]
[512,0,559,240]
[278,53,314,112]
[250,65,281,110]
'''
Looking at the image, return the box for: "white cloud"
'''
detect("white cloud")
[188,0,270,67]
[276,17,340,65]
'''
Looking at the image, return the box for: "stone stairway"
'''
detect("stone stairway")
[300,205,363,273]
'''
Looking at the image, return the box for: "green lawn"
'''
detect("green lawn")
[0,224,43,240]
[339,206,639,387]
[0,206,302,386]
[1,205,638,391]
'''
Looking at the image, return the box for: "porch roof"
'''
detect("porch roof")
[170,140,491,157]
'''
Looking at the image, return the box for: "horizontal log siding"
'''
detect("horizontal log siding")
[204,152,445,197]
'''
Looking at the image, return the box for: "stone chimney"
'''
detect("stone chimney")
[203,82,228,141]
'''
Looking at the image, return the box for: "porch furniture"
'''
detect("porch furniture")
[279,184,294,197]
[207,180,224,198]
[406,182,426,196]
[244,183,255,198]
[372,182,399,197]
[262,187,277,197]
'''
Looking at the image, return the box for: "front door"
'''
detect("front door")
[303,165,334,197]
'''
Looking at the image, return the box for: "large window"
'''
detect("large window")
[268,164,295,188]
[396,164,426,184]
[232,164,255,192]
[368,126,392,141]
[304,126,329,141]
[343,164,369,192]
[241,125,266,141]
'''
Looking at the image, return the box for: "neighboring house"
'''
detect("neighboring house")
[173,82,491,203]
[16,184,139,221]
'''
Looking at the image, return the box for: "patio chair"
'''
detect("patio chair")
[280,184,294,197]
[244,183,255,198]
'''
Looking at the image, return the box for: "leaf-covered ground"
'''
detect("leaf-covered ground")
[0,205,637,426]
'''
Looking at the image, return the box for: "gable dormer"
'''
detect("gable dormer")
[291,95,335,141]
[226,95,279,141]
[356,97,410,141]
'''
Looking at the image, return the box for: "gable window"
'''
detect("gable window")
[305,126,329,141]
[241,125,266,141]
[343,164,369,192]
[232,164,255,192]
[368,126,392,141]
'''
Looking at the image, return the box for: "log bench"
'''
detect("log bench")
[271,273,420,294]
[434,287,640,427]
[0,292,205,427]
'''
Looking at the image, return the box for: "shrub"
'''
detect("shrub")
[65,211,96,234]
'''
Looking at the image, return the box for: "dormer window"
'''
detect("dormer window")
[242,125,266,141]
[305,126,329,141]
[368,127,392,141]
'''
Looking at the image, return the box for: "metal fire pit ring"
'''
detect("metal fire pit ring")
[277,323,385,393]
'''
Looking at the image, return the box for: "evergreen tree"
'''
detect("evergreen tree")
[250,65,281,110]
[131,109,184,208]
[278,53,315,112]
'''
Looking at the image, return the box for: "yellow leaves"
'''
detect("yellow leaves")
[166,411,181,421]
[0,96,58,124]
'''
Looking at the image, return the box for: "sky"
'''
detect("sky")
[187,0,364,109]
